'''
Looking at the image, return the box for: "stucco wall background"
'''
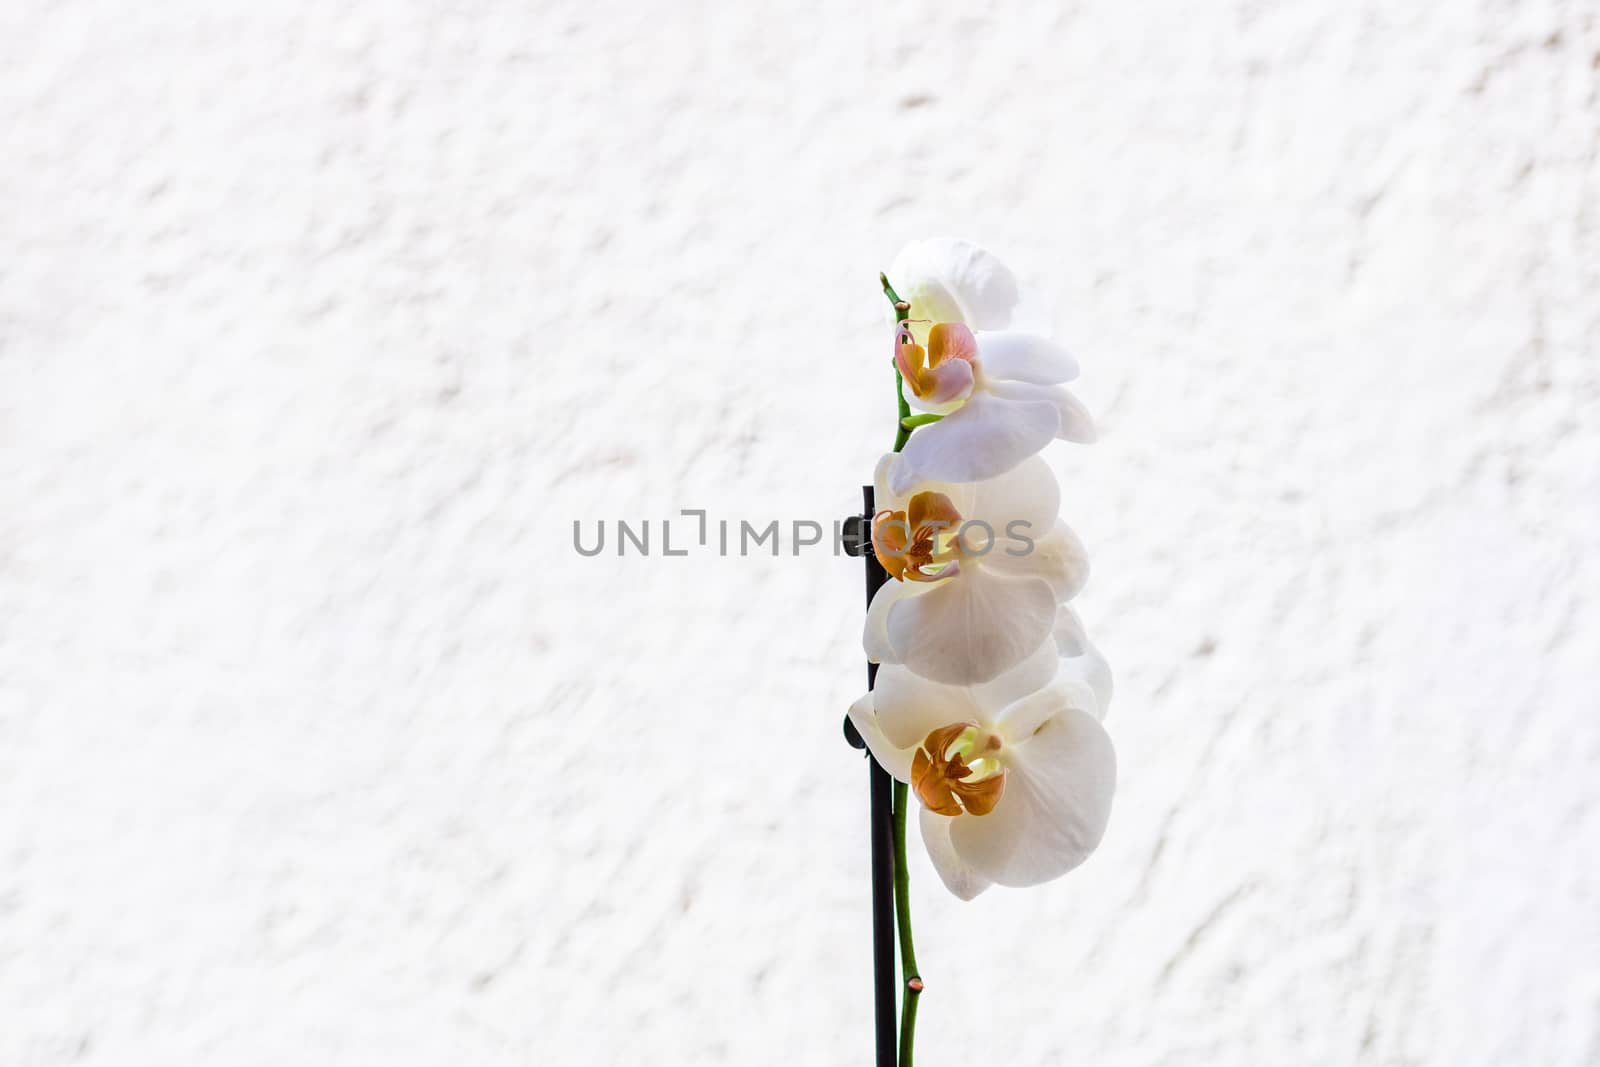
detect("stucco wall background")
[3,1,1598,1064]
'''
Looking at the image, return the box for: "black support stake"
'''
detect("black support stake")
[842,485,897,1067]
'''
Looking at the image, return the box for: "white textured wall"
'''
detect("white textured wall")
[3,1,1597,1064]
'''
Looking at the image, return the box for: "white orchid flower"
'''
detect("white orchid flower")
[865,451,1088,686]
[885,238,1095,496]
[847,611,1116,900]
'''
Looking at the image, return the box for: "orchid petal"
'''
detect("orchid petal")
[870,664,983,750]
[888,392,1059,495]
[949,705,1116,888]
[888,238,1046,332]
[972,630,1064,713]
[863,575,933,664]
[975,331,1079,384]
[993,676,1099,741]
[846,691,917,781]
[987,380,1096,444]
[920,807,992,901]
[871,453,896,502]
[1048,387,1097,444]
[870,633,1060,753]
[1053,604,1089,657]
[1050,605,1113,716]
[877,452,1061,557]
[988,518,1090,601]
[1060,641,1114,721]
[886,565,1057,685]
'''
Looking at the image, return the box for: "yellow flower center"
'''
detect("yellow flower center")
[911,721,1006,817]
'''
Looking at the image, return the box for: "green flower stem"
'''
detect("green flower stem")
[892,780,922,1067]
[881,273,913,453]
[880,271,923,1067]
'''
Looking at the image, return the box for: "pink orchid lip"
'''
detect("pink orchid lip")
[896,320,980,404]
[921,358,974,404]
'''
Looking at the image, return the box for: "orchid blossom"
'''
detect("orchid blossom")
[848,608,1116,900]
[884,238,1095,495]
[843,244,1118,1065]
[864,451,1089,686]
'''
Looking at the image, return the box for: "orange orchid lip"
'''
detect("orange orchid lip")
[910,721,1006,817]
[871,491,964,582]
